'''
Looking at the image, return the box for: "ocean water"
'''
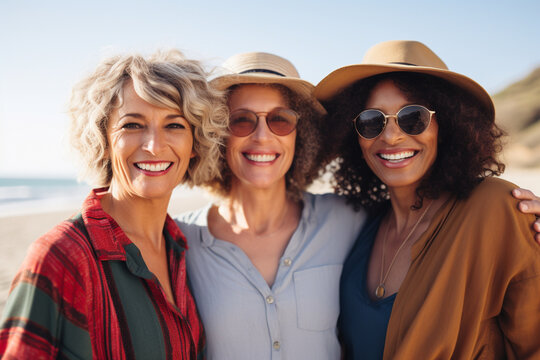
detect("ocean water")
[0,178,91,217]
[0,177,212,218]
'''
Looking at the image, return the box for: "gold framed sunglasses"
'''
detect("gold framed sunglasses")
[229,107,299,137]
[353,105,435,139]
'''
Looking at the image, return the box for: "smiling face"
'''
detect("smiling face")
[226,84,296,192]
[106,81,195,200]
[358,79,439,192]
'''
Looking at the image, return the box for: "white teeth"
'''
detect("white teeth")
[379,151,415,162]
[136,162,171,171]
[245,153,278,162]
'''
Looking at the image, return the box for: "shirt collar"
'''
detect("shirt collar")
[81,188,188,261]
[201,192,314,247]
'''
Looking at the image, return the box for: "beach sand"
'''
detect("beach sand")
[1,167,538,314]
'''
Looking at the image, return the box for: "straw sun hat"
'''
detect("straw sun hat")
[314,40,494,118]
[211,51,326,114]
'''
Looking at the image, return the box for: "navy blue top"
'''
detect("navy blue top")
[339,211,396,360]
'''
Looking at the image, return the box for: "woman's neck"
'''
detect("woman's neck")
[220,181,298,236]
[387,185,448,235]
[100,185,170,250]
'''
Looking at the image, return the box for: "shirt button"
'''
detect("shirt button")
[282,257,292,266]
[266,295,275,304]
[273,341,280,350]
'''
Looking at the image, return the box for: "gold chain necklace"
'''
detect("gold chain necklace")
[374,200,433,299]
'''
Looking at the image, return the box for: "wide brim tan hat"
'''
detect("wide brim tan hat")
[314,40,494,118]
[211,52,326,114]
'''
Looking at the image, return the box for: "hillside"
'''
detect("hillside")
[492,66,540,167]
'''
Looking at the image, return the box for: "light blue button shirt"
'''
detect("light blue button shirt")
[175,192,366,360]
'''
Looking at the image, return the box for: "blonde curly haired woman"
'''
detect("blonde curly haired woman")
[0,50,227,359]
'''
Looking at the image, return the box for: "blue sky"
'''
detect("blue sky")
[1,0,539,178]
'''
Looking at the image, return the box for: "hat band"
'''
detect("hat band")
[239,69,285,76]
[389,62,417,66]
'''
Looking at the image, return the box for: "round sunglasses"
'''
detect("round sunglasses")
[228,107,299,137]
[353,104,435,139]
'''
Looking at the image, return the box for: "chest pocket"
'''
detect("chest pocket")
[293,264,343,331]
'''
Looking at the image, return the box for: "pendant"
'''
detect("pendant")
[375,284,385,299]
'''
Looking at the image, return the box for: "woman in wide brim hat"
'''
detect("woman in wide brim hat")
[316,40,540,359]
[175,51,367,359]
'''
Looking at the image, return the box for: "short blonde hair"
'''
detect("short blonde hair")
[68,50,228,187]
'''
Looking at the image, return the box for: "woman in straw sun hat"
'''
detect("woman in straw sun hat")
[175,51,367,359]
[315,40,540,359]
[175,49,540,359]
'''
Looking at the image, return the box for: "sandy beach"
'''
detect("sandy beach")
[1,168,539,314]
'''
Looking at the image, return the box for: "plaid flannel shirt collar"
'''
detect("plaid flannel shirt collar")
[80,188,188,262]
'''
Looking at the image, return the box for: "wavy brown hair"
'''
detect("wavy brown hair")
[324,72,505,214]
[204,83,326,201]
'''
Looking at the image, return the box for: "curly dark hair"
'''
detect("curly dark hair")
[323,72,505,214]
[205,83,326,201]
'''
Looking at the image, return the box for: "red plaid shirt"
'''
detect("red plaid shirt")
[0,189,205,359]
